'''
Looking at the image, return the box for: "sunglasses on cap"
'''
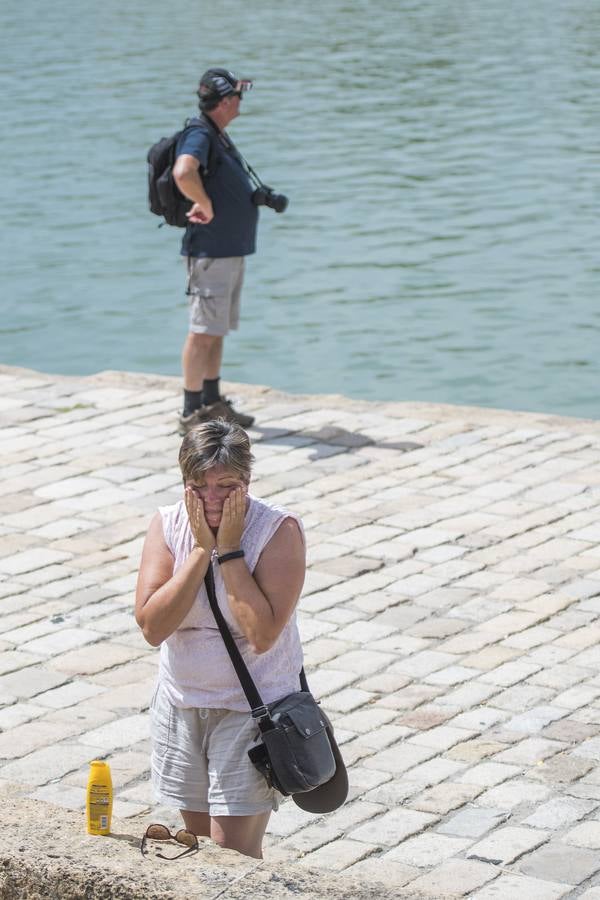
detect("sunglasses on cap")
[140,823,199,860]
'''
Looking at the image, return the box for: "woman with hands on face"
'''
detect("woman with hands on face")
[135,420,306,859]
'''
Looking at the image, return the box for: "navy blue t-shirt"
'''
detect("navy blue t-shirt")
[176,118,258,259]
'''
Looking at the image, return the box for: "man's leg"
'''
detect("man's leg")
[182,332,223,393]
[179,257,254,431]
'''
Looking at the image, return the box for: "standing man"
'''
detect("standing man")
[173,68,257,434]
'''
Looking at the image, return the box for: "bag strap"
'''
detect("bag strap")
[204,564,267,716]
[181,118,218,178]
[203,563,309,716]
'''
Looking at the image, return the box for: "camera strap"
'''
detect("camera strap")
[200,113,264,190]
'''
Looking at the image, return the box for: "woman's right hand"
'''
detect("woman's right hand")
[184,488,216,555]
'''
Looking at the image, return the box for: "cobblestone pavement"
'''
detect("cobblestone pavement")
[4,365,600,898]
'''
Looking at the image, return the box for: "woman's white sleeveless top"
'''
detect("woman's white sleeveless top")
[157,495,304,711]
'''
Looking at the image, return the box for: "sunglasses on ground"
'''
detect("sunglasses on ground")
[141,823,199,860]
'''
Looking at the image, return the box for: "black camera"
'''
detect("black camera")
[252,185,288,214]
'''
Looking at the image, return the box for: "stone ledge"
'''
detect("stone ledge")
[3,362,600,434]
[1,790,417,900]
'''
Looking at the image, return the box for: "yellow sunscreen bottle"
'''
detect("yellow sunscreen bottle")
[86,760,113,835]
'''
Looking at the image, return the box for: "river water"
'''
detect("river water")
[2,0,599,417]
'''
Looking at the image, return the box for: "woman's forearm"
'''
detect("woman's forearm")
[219,559,280,654]
[138,547,211,646]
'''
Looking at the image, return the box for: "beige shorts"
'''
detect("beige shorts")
[185,256,245,336]
[150,682,279,816]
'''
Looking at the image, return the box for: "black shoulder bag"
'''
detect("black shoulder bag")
[204,565,347,812]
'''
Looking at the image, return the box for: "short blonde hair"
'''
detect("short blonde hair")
[179,419,253,484]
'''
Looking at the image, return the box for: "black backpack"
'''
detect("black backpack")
[147,120,216,227]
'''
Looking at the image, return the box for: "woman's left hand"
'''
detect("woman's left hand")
[217,487,246,553]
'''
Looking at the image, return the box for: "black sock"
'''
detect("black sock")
[202,378,220,405]
[183,389,204,416]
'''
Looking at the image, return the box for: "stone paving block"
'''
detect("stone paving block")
[555,624,600,651]
[562,821,600,848]
[409,782,483,815]
[322,649,396,677]
[0,702,46,729]
[493,738,566,766]
[264,801,320,838]
[17,563,80,588]
[386,832,472,867]
[47,641,146,675]
[425,665,481,686]
[88,659,158,687]
[363,742,436,775]
[0,548,72,575]
[21,627,103,657]
[335,707,396,733]
[480,660,542,687]
[296,838,378,871]
[0,742,105,786]
[572,737,600,761]
[518,841,600,884]
[522,796,598,829]
[467,825,549,865]
[436,682,501,710]
[491,577,548,602]
[408,725,475,752]
[447,740,506,763]
[449,708,508,732]
[463,646,521,670]
[344,857,420,886]
[504,706,569,734]
[393,650,465,679]
[28,782,86,809]
[476,611,542,635]
[377,684,445,712]
[476,779,552,811]
[360,671,412,693]
[349,807,437,847]
[334,764,393,802]
[116,780,155,806]
[0,666,68,700]
[456,761,523,787]
[437,805,508,838]
[350,725,411,753]
[397,757,468,790]
[399,707,454,731]
[407,858,498,898]
[0,650,43,676]
[494,684,555,711]
[543,710,600,744]
[35,680,106,709]
[324,800,387,832]
[279,820,344,855]
[77,714,149,751]
[322,688,375,713]
[470,873,572,899]
[554,683,600,709]
[65,750,150,789]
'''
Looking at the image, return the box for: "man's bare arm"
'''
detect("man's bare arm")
[173,154,214,223]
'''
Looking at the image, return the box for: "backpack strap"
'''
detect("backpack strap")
[181,117,218,179]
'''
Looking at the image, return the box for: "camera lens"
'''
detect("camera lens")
[270,193,288,214]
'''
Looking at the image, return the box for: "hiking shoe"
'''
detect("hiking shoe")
[205,397,255,429]
[177,406,212,436]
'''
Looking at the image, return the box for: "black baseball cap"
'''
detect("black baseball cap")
[197,68,253,104]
